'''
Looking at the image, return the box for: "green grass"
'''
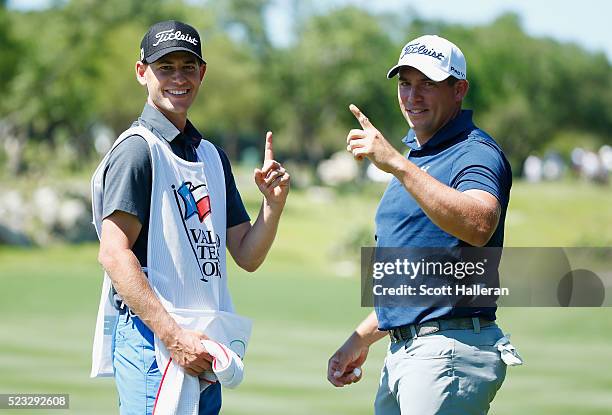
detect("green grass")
[506,180,612,246]
[0,180,611,414]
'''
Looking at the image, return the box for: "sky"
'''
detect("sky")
[7,0,612,62]
[397,0,612,62]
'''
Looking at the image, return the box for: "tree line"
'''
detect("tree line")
[1,0,610,176]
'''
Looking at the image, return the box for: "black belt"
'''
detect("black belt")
[116,300,135,317]
[389,317,494,343]
[111,289,133,316]
[118,303,136,317]
[117,303,129,315]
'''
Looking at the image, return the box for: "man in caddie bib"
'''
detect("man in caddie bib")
[90,20,290,414]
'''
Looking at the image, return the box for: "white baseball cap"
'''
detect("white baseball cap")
[386,35,467,81]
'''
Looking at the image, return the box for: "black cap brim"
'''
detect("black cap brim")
[144,46,206,64]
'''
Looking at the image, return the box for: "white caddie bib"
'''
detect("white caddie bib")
[90,125,251,378]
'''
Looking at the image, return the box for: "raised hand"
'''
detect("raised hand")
[254,131,290,206]
[346,104,403,173]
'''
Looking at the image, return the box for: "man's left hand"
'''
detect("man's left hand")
[254,131,290,207]
[346,104,404,173]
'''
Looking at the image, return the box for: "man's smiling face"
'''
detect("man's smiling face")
[397,66,467,143]
[138,51,206,126]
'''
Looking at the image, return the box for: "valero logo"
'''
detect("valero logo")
[172,181,220,282]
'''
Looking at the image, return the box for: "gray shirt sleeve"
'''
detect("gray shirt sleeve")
[102,135,152,225]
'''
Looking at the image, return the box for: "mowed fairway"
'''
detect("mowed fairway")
[0,180,611,414]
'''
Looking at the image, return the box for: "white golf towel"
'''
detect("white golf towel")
[152,309,252,415]
[153,339,244,415]
[494,334,524,366]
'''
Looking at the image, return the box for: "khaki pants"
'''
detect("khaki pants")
[374,324,507,415]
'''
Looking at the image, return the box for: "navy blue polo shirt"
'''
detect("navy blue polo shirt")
[374,110,512,330]
[102,104,250,267]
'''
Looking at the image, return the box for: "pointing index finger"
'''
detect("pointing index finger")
[349,104,372,129]
[264,131,274,161]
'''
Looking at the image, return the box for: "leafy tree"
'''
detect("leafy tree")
[0,4,22,173]
[269,6,398,162]
[1,4,611,175]
[210,0,272,58]
[432,13,612,170]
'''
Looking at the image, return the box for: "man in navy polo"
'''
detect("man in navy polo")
[327,35,515,414]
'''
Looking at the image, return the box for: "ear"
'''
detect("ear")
[199,63,207,82]
[135,61,148,86]
[455,79,469,101]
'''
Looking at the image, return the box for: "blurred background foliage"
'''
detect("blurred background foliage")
[1,0,610,178]
[1,2,611,413]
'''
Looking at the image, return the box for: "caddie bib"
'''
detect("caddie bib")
[90,125,250,377]
[145,125,230,311]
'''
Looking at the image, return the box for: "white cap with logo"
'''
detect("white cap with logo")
[387,35,466,81]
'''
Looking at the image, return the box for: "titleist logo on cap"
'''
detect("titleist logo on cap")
[153,29,199,47]
[141,20,205,64]
[387,35,466,81]
[401,43,445,61]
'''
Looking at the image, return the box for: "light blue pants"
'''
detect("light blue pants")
[374,324,507,415]
[112,312,222,415]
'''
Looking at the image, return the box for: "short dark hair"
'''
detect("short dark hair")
[446,76,460,86]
